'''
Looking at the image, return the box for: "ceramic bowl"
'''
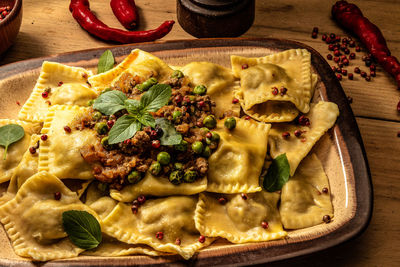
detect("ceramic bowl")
[0,0,22,55]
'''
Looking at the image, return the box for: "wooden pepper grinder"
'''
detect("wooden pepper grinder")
[177,0,255,38]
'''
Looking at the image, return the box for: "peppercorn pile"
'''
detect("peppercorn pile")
[0,5,11,21]
[78,70,223,190]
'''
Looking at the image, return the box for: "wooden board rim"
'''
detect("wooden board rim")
[0,38,373,266]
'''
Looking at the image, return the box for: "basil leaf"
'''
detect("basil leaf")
[62,210,102,250]
[263,153,290,192]
[0,124,25,160]
[108,115,141,144]
[137,112,156,128]
[93,90,127,115]
[140,84,172,112]
[155,118,182,146]
[97,50,115,74]
[125,99,142,115]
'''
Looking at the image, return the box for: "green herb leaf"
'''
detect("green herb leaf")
[124,99,142,114]
[93,90,127,115]
[155,118,182,146]
[137,112,156,128]
[0,124,25,160]
[140,84,172,112]
[108,115,141,144]
[62,210,102,250]
[263,153,290,192]
[97,50,115,74]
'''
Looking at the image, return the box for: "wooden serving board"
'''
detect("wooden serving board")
[0,38,372,266]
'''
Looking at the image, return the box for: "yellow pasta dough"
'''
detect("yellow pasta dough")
[268,101,339,176]
[109,172,207,202]
[181,61,240,118]
[207,118,270,193]
[39,105,98,179]
[102,196,213,259]
[280,153,333,229]
[231,49,312,116]
[0,119,41,184]
[18,62,94,122]
[0,171,99,261]
[195,192,286,243]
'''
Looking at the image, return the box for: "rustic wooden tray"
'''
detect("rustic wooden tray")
[0,38,372,266]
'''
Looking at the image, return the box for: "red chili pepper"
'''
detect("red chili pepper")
[69,0,174,43]
[332,1,400,89]
[110,0,138,30]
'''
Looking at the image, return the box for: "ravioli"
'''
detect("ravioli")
[207,118,270,193]
[110,172,207,202]
[195,192,286,243]
[102,196,213,259]
[88,49,173,92]
[231,49,312,117]
[280,153,333,229]
[268,101,339,176]
[0,119,41,184]
[181,62,240,118]
[39,105,98,179]
[0,171,98,261]
[18,62,94,122]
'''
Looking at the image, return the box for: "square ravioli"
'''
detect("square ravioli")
[101,196,214,259]
[0,171,99,261]
[207,118,270,193]
[39,105,98,179]
[268,101,339,176]
[0,119,41,184]
[280,153,333,229]
[18,62,95,122]
[195,192,286,243]
[181,62,241,118]
[231,49,312,114]
[88,49,173,93]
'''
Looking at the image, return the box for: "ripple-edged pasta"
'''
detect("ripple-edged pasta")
[0,49,339,262]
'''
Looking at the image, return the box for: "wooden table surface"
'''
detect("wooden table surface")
[1,0,399,266]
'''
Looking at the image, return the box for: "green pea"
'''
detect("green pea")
[101,136,112,150]
[127,170,143,184]
[192,141,204,154]
[200,127,210,135]
[193,85,207,95]
[157,151,171,165]
[174,140,188,152]
[101,88,112,94]
[174,162,184,170]
[172,110,182,121]
[183,170,197,183]
[203,115,217,129]
[92,111,102,121]
[171,70,184,79]
[169,170,183,185]
[224,117,236,130]
[202,146,211,158]
[211,132,220,142]
[149,162,162,176]
[87,99,94,106]
[97,182,108,192]
[205,137,212,145]
[137,77,158,92]
[95,122,108,134]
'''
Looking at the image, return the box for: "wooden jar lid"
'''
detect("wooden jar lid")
[177,0,255,38]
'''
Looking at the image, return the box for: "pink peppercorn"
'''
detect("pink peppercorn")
[336,74,342,80]
[41,134,48,141]
[198,235,206,243]
[261,221,269,229]
[64,126,71,133]
[156,232,164,240]
[348,73,354,80]
[54,192,61,200]
[232,98,239,104]
[241,64,248,69]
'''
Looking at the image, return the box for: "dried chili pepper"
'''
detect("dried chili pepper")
[110,0,138,30]
[332,1,400,89]
[69,0,174,43]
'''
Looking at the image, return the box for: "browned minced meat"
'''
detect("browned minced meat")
[78,74,216,188]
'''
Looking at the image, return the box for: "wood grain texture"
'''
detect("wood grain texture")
[0,0,399,266]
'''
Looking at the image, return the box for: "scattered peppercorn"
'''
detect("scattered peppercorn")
[282,131,290,138]
[41,134,48,141]
[16,101,20,106]
[323,215,331,223]
[370,71,376,77]
[294,129,302,137]
[322,187,329,194]
[334,50,341,57]
[58,81,63,86]
[64,126,72,133]
[365,76,371,81]
[131,205,138,214]
[348,73,354,80]
[279,87,287,96]
[328,44,334,51]
[334,57,340,63]
[271,87,279,95]
[341,69,347,76]
[261,221,269,229]
[355,46,361,52]
[342,58,349,66]
[198,235,206,243]
[42,91,49,98]
[137,195,146,205]
[327,54,333,60]
[29,147,36,154]
[218,197,227,205]
[241,64,248,69]
[241,193,248,200]
[298,115,310,126]
[232,98,239,104]
[397,131,400,137]
[244,116,251,120]
[370,64,376,71]
[152,140,161,149]
[156,232,164,240]
[175,238,181,245]
[311,32,318,39]
[360,71,367,78]
[54,192,61,200]
[313,27,319,34]
[336,74,342,80]
[322,34,327,41]
[354,67,360,74]
[349,52,356,59]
